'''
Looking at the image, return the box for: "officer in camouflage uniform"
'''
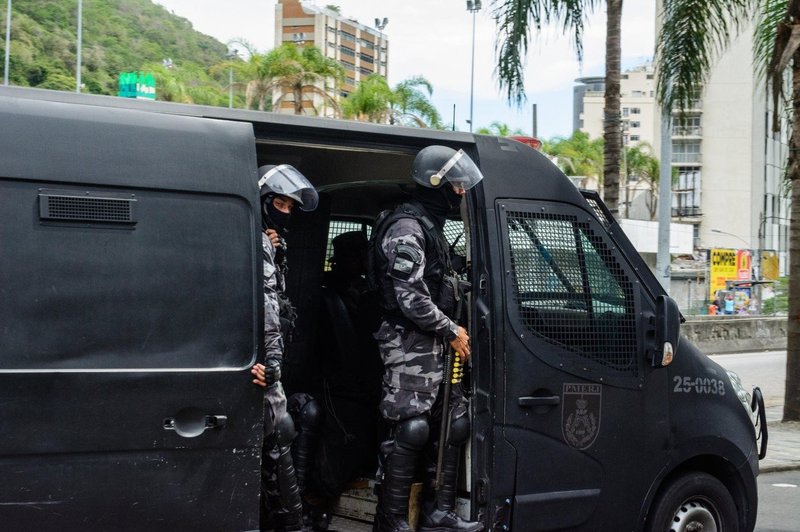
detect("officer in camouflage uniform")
[250,164,318,532]
[371,146,484,532]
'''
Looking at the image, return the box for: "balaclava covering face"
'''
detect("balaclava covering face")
[262,195,291,234]
[413,185,462,229]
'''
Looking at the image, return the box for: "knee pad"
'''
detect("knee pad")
[447,414,470,446]
[394,415,430,451]
[274,412,297,448]
[297,397,324,432]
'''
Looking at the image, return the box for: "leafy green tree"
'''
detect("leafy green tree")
[1,0,229,97]
[476,121,525,136]
[341,74,393,122]
[342,74,442,128]
[655,0,799,421]
[762,277,788,316]
[624,142,660,220]
[493,0,624,216]
[541,131,604,179]
[246,43,344,115]
[148,62,225,105]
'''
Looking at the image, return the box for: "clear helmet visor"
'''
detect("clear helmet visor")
[258,164,319,211]
[429,149,484,191]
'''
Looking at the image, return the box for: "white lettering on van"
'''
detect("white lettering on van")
[672,376,726,396]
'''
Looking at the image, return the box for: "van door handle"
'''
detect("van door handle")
[163,407,227,438]
[518,395,560,407]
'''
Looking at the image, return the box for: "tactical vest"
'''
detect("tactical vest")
[368,201,454,321]
[267,236,297,343]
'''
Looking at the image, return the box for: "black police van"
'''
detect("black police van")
[0,86,767,531]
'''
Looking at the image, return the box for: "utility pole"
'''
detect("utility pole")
[466,0,481,132]
[76,0,82,93]
[4,0,11,86]
[656,104,673,292]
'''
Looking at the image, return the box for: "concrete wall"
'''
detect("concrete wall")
[681,316,787,354]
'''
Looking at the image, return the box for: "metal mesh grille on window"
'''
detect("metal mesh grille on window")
[584,197,611,229]
[507,211,638,375]
[46,195,132,223]
[325,220,371,270]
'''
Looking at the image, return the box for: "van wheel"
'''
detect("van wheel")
[646,472,739,532]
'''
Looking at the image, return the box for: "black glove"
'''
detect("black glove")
[264,357,282,386]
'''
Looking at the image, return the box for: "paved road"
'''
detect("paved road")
[710,350,785,408]
[756,469,800,532]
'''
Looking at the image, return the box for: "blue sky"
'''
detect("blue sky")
[156,0,657,139]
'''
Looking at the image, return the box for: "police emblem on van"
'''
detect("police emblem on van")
[562,383,602,450]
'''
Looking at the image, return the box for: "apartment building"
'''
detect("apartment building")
[575,64,660,152]
[274,0,389,116]
[574,64,662,220]
[573,44,789,277]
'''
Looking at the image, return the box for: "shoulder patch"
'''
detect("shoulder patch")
[390,243,422,280]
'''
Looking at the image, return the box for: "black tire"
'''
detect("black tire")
[646,472,739,532]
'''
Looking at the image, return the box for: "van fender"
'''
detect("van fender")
[638,436,758,532]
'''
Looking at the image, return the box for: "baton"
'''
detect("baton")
[435,346,455,488]
[435,276,466,488]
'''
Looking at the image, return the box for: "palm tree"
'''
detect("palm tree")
[656,0,800,421]
[228,42,344,115]
[493,0,623,216]
[342,74,442,128]
[149,62,225,106]
[390,76,443,128]
[341,74,393,122]
[541,130,604,179]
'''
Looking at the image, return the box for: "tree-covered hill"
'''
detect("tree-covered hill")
[0,0,230,101]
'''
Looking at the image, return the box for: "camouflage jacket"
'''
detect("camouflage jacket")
[380,217,459,341]
[263,231,284,361]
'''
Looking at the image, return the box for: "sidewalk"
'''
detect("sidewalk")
[760,406,800,473]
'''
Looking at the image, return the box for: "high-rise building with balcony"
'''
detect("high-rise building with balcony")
[573,40,789,277]
[274,0,389,116]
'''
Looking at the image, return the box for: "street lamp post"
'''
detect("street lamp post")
[227,48,238,109]
[76,0,82,93]
[711,228,750,249]
[466,0,481,133]
[374,17,388,77]
[4,0,11,86]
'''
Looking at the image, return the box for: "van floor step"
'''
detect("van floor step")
[329,516,374,531]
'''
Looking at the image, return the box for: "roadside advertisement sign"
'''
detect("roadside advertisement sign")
[118,72,156,100]
[709,248,736,299]
[736,249,752,281]
[761,250,779,280]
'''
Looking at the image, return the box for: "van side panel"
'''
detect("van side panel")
[0,95,264,529]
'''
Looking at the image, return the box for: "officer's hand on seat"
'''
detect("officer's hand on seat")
[450,325,471,361]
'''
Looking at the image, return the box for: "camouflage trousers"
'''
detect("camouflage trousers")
[375,320,467,422]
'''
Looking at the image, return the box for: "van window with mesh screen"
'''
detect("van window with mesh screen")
[505,210,638,376]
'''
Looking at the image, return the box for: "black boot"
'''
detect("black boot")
[273,509,311,532]
[374,504,413,532]
[418,505,483,532]
[373,444,418,532]
[418,445,483,532]
[292,397,324,494]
